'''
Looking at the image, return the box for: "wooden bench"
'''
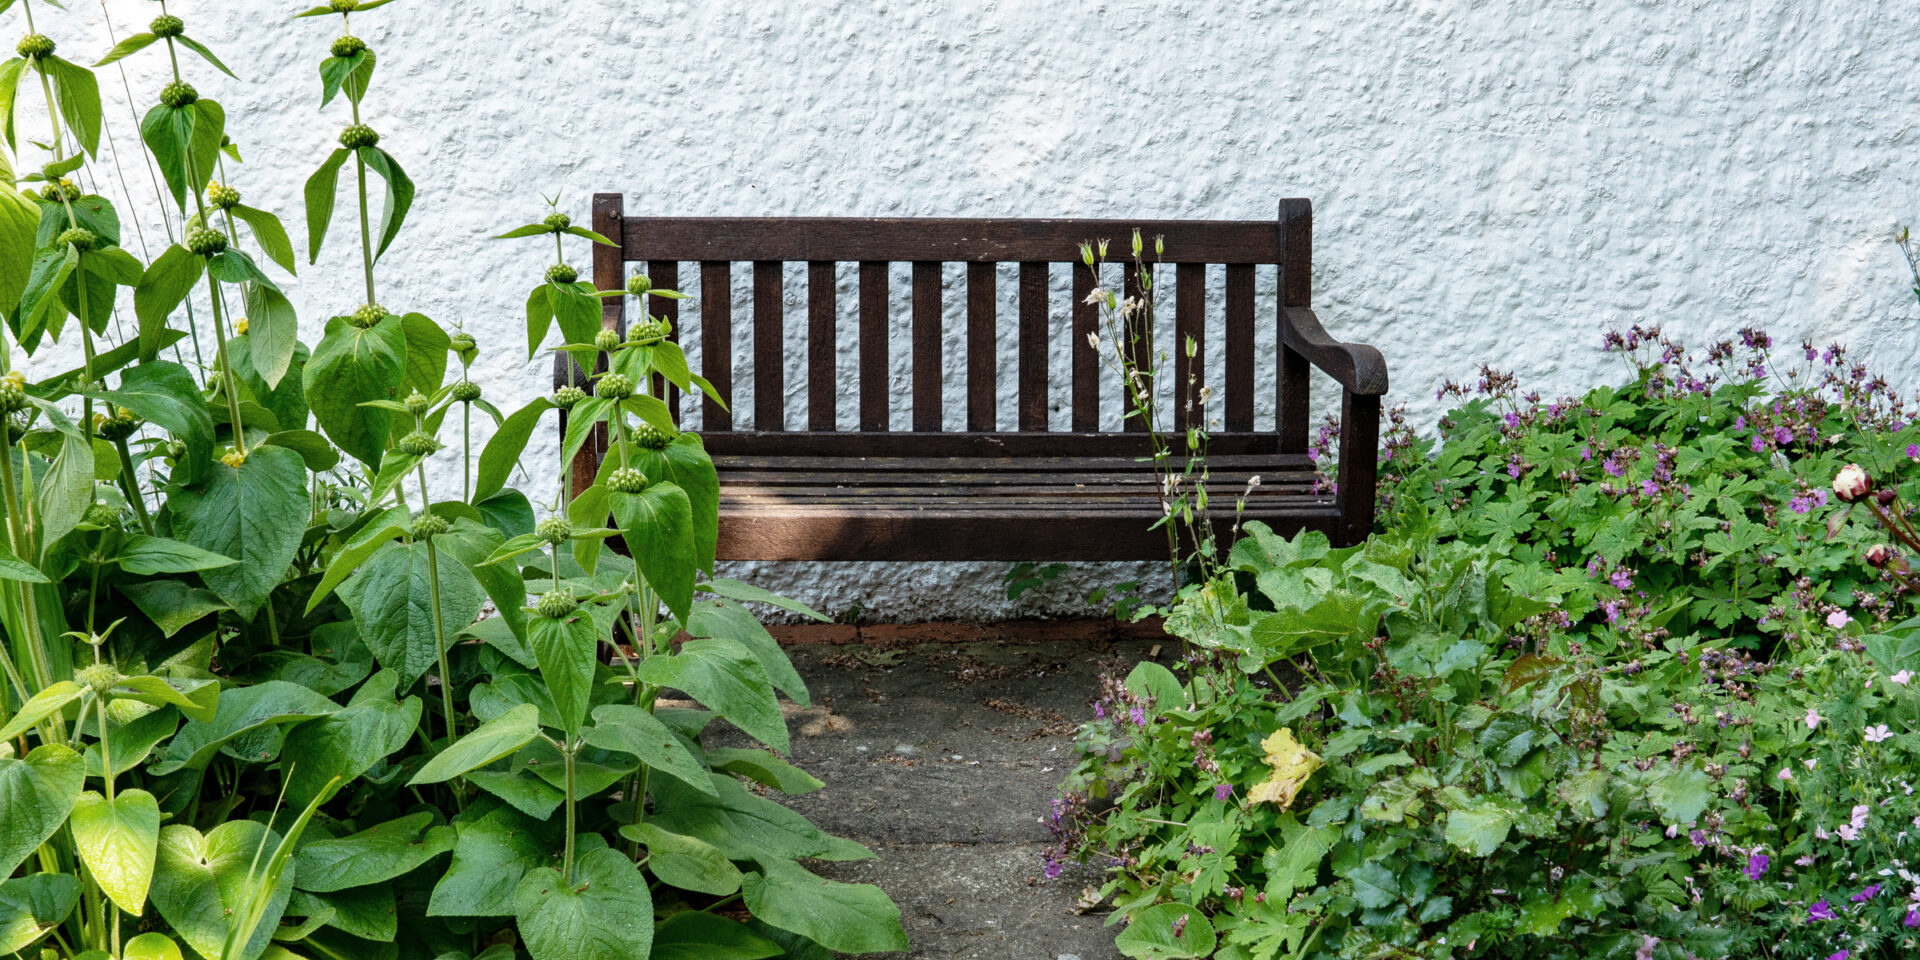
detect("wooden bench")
[558,195,1388,561]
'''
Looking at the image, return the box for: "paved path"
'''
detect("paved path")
[711,636,1159,960]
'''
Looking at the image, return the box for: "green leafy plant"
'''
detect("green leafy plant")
[0,2,905,958]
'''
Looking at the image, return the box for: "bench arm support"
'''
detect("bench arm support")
[1280,306,1388,397]
[1275,305,1386,546]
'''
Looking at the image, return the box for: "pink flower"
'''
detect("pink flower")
[1894,670,1913,686]
[1827,610,1852,629]
[1866,724,1893,743]
[1213,783,1232,801]
[1833,464,1871,502]
[1778,767,1794,781]
[1806,707,1823,729]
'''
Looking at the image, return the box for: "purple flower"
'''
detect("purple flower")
[1604,456,1626,478]
[1734,415,1746,430]
[1214,783,1232,801]
[1507,461,1523,479]
[1641,479,1659,497]
[1503,412,1520,429]
[1906,909,1920,928]
[1811,900,1837,921]
[1611,569,1634,590]
[1852,884,1881,902]
[1745,852,1769,880]
[1774,426,1793,444]
[1093,701,1104,719]
[1827,952,1849,960]
[1129,705,1146,727]
[1751,434,1767,452]
[1908,443,1920,461]
[1580,444,1592,461]
[1043,856,1063,879]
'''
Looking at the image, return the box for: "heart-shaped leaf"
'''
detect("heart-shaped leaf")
[0,873,80,955]
[69,788,160,913]
[149,821,291,960]
[0,746,85,878]
[513,847,652,960]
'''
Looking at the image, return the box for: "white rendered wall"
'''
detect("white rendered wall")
[17,0,1920,621]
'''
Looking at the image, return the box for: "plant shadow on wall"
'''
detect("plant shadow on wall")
[1051,237,1920,957]
[0,1,906,958]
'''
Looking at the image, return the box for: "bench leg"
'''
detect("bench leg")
[1336,390,1380,546]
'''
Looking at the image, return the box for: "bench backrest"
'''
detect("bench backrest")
[581,194,1321,460]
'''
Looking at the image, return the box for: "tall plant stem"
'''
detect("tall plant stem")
[0,439,56,707]
[562,740,578,882]
[462,400,471,501]
[206,282,248,458]
[350,98,376,305]
[113,440,155,535]
[414,457,461,762]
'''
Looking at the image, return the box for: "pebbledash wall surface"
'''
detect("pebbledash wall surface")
[22,0,1920,620]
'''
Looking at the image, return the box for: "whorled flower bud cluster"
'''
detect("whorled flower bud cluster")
[546,263,578,285]
[625,273,652,297]
[186,226,228,257]
[544,213,572,232]
[403,389,431,417]
[159,80,199,109]
[595,373,634,399]
[348,303,389,329]
[82,502,119,528]
[551,385,585,409]
[75,663,120,695]
[0,372,28,414]
[151,15,185,39]
[16,34,54,60]
[633,420,672,451]
[339,124,380,149]
[397,431,438,457]
[56,228,99,252]
[450,332,477,355]
[606,468,648,494]
[331,34,367,58]
[535,589,578,619]
[536,515,572,545]
[207,182,241,209]
[627,319,669,345]
[451,380,482,403]
[330,0,360,11]
[412,513,449,539]
[97,407,141,443]
[594,329,623,353]
[37,179,80,202]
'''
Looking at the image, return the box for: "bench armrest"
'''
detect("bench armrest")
[1280,306,1388,397]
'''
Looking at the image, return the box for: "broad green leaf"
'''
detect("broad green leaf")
[118,580,226,636]
[427,804,558,918]
[525,283,554,357]
[704,747,824,795]
[528,611,599,736]
[306,504,410,613]
[305,313,405,466]
[513,847,653,960]
[230,204,296,275]
[0,681,82,740]
[90,360,215,484]
[318,48,376,108]
[584,703,714,795]
[304,148,350,262]
[650,910,780,960]
[291,884,396,941]
[648,772,861,863]
[637,638,787,752]
[704,578,830,622]
[0,746,86,878]
[560,396,612,468]
[149,821,291,960]
[261,429,336,471]
[164,444,308,618]
[612,480,694,623]
[687,599,808,707]
[494,223,551,239]
[109,675,219,724]
[429,518,528,650]
[0,540,49,583]
[229,336,311,436]
[340,540,484,689]
[46,56,101,157]
[175,36,237,80]
[475,398,554,502]
[291,812,452,892]
[0,872,80,955]
[95,33,160,67]
[659,433,719,574]
[477,488,536,539]
[122,933,185,960]
[36,429,92,554]
[619,823,741,896]
[113,534,236,575]
[139,100,221,210]
[568,482,612,575]
[1112,902,1215,960]
[0,60,22,154]
[206,249,275,288]
[0,177,37,314]
[409,704,540,785]
[69,788,160,913]
[741,859,907,955]
[400,311,449,398]
[244,283,300,386]
[563,225,617,246]
[280,669,421,809]
[133,244,204,360]
[466,769,564,819]
[149,681,339,774]
[356,146,413,258]
[1647,766,1712,825]
[551,281,602,347]
[1443,797,1519,857]
[83,707,180,781]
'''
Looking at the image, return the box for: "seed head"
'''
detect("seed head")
[553,385,586,409]
[39,179,81,202]
[625,273,652,297]
[185,226,227,257]
[159,81,199,109]
[82,502,120,528]
[338,124,380,149]
[97,408,141,442]
[397,431,438,457]
[150,15,185,38]
[451,380,482,403]
[412,513,450,539]
[594,329,622,353]
[207,182,241,209]
[348,303,389,329]
[607,468,648,494]
[16,34,53,60]
[537,516,572,545]
[330,34,367,58]
[546,263,578,285]
[595,373,633,399]
[633,420,672,450]
[544,213,572,232]
[56,228,98,252]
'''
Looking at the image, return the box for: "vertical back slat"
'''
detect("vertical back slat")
[859,261,889,431]
[1174,263,1205,430]
[1121,261,1150,432]
[1071,264,1098,432]
[1223,263,1254,431]
[753,261,784,431]
[966,262,996,431]
[911,261,942,432]
[701,260,732,431]
[807,261,836,431]
[648,260,681,423]
[1017,262,1048,432]
[1278,200,1313,452]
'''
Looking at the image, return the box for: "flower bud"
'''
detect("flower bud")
[185,226,227,257]
[412,513,449,539]
[82,502,119,528]
[330,0,360,9]
[544,213,572,232]
[536,516,572,545]
[75,664,120,695]
[625,273,652,296]
[159,80,199,109]
[595,373,633,399]
[552,385,586,409]
[330,34,367,58]
[98,409,141,442]
[451,380,482,403]
[233,317,248,336]
[1833,464,1870,502]
[17,34,54,60]
[450,332,477,354]
[627,319,669,345]
[546,263,578,285]
[633,420,671,450]
[1877,488,1897,507]
[594,329,622,353]
[403,389,431,417]
[207,182,241,209]
[1867,544,1893,568]
[535,589,578,619]
[397,431,438,457]
[348,303,389,329]
[607,467,648,494]
[220,449,247,468]
[338,124,380,149]
[56,228,98,252]
[167,440,188,460]
[151,15,185,38]
[0,371,28,413]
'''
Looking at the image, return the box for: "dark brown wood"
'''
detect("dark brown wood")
[1174,262,1204,430]
[807,261,836,431]
[966,262,995,432]
[1224,263,1254,431]
[1278,343,1310,454]
[1017,262,1048,432]
[753,261,784,431]
[1071,264,1099,432]
[1337,391,1381,545]
[700,260,732,430]
[911,261,942,432]
[649,259,681,423]
[623,217,1285,264]
[699,431,1311,459]
[859,262,889,431]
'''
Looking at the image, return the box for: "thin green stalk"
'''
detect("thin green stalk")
[562,740,578,882]
[112,439,155,535]
[413,451,462,771]
[462,399,471,501]
[206,282,249,458]
[350,96,377,305]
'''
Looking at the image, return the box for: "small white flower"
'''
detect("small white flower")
[1867,724,1895,743]
[1083,287,1106,307]
[1085,331,1101,350]
[1804,757,1819,771]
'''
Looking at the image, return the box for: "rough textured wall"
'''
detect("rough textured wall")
[18,0,1920,620]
